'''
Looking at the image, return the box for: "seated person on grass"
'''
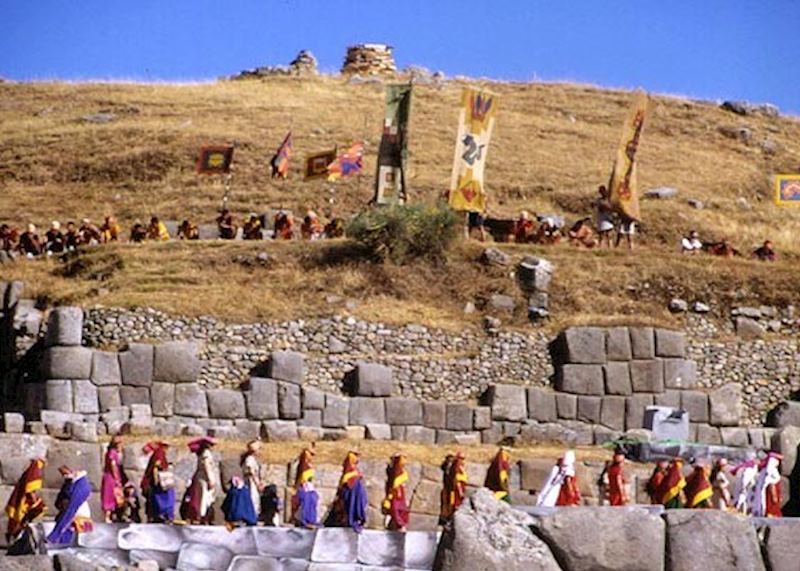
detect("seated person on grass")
[533,217,563,245]
[64,221,80,251]
[514,210,536,243]
[568,218,597,248]
[100,216,121,243]
[216,209,237,240]
[274,210,294,240]
[707,238,739,258]
[0,224,19,252]
[301,211,323,241]
[177,220,200,240]
[129,221,148,243]
[18,224,43,257]
[78,218,103,245]
[324,218,345,239]
[146,217,170,241]
[45,221,65,255]
[243,214,264,241]
[681,230,703,254]
[753,240,777,262]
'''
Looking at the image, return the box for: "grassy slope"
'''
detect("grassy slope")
[1,76,799,329]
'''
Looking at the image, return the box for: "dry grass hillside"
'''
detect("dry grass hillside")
[1,76,799,329]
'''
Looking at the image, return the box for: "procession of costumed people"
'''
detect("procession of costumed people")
[3,438,788,554]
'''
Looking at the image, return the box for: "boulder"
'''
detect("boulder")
[764,519,800,571]
[663,359,697,390]
[73,380,99,413]
[45,306,83,347]
[153,341,201,383]
[90,351,121,386]
[664,510,765,571]
[351,362,393,396]
[267,350,305,384]
[556,327,606,364]
[278,382,301,420]
[696,424,722,444]
[630,360,664,393]
[769,401,800,428]
[404,425,436,444]
[604,362,632,395]
[150,382,175,417]
[404,530,440,570]
[605,327,632,361]
[473,406,492,430]
[681,391,709,423]
[770,426,800,477]
[709,384,742,426]
[298,409,322,427]
[42,346,92,380]
[629,327,655,359]
[446,404,474,431]
[263,420,299,442]
[173,384,209,418]
[384,397,423,425]
[118,343,154,387]
[720,427,749,447]
[348,397,385,425]
[434,488,561,571]
[527,388,557,422]
[45,379,73,412]
[246,377,279,420]
[655,389,681,409]
[484,384,527,421]
[423,401,446,429]
[735,317,765,340]
[358,529,404,567]
[481,247,511,267]
[625,394,654,431]
[207,389,246,419]
[556,364,604,395]
[532,506,665,571]
[322,394,349,428]
[176,541,234,571]
[2,412,24,433]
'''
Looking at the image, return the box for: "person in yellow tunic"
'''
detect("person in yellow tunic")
[382,453,410,531]
[439,451,468,524]
[484,447,511,503]
[147,216,170,241]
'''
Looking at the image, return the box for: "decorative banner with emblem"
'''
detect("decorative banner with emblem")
[448,88,498,213]
[196,145,234,175]
[607,91,649,222]
[373,84,412,205]
[304,148,337,180]
[775,174,800,206]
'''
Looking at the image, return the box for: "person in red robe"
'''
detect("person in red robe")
[140,441,174,523]
[684,461,713,508]
[658,458,686,509]
[484,447,511,502]
[4,458,46,542]
[555,451,581,506]
[382,453,410,531]
[753,452,783,518]
[439,452,468,524]
[646,460,669,504]
[607,450,629,506]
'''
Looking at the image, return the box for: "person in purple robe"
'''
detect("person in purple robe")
[47,466,94,546]
[222,476,258,528]
[325,451,368,533]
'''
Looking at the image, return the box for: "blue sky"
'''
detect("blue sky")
[2,0,798,114]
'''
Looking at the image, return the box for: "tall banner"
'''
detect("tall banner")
[270,131,292,179]
[448,88,497,212]
[374,84,412,205]
[607,91,649,221]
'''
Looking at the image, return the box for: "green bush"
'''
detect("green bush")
[346,204,460,264]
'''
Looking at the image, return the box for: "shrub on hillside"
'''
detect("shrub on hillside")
[346,204,460,264]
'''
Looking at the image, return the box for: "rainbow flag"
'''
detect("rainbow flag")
[270,132,292,179]
[607,91,649,221]
[449,88,498,212]
[327,142,365,181]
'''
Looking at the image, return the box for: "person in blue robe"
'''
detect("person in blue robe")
[222,476,257,527]
[47,467,94,545]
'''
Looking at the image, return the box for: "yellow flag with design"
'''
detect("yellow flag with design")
[607,91,649,221]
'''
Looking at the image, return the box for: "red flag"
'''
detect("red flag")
[270,132,292,179]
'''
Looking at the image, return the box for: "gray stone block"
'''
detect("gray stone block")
[267,350,305,384]
[436,430,460,444]
[278,382,301,420]
[322,394,349,428]
[446,403,473,431]
[120,385,149,406]
[207,389,246,419]
[42,346,92,380]
[150,382,175,417]
[629,327,655,359]
[365,423,392,440]
[526,387,557,422]
[747,428,769,449]
[655,329,686,358]
[263,420,299,442]
[681,391,709,423]
[403,425,436,444]
[384,397,423,425]
[423,401,446,429]
[404,530,439,570]
[298,409,322,427]
[90,351,121,386]
[484,384,527,421]
[644,406,689,441]
[68,421,99,442]
[130,405,152,424]
[311,527,358,563]
[349,397,385,425]
[45,440,102,491]
[73,380,99,414]
[654,389,681,408]
[246,377,279,420]
[253,527,316,559]
[176,542,234,571]
[234,419,261,440]
[556,364,604,395]
[603,362,632,395]
[736,316,765,340]
[709,384,742,426]
[174,384,209,417]
[663,358,697,390]
[2,412,24,433]
[118,343,154,387]
[481,422,504,444]
[302,387,325,410]
[577,396,602,424]
[45,379,73,412]
[559,327,606,364]
[695,424,722,444]
[118,523,184,551]
[40,409,84,430]
[352,362,393,396]
[45,306,83,347]
[153,341,201,383]
[358,529,404,567]
[764,520,800,571]
[625,394,654,430]
[97,386,121,412]
[720,427,749,447]
[630,359,664,393]
[605,326,632,361]
[473,406,491,430]
[556,393,577,419]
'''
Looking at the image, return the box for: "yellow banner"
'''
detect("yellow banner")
[449,88,498,212]
[608,91,648,221]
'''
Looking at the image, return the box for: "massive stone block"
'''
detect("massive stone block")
[630,359,664,393]
[42,346,92,380]
[262,420,299,442]
[153,341,201,383]
[311,528,359,563]
[696,424,722,444]
[322,394,349,428]
[118,343,154,387]
[606,326,632,361]
[664,510,765,571]
[764,516,800,571]
[655,329,686,358]
[267,350,305,384]
[365,423,392,440]
[45,306,83,347]
[770,426,800,477]
[604,362,632,395]
[348,397,385,425]
[527,388,557,423]
[302,387,325,410]
[655,389,681,409]
[423,402,446,429]
[709,383,742,427]
[576,396,601,424]
[405,530,440,570]
[278,382,301,420]
[119,385,150,406]
[73,380,99,414]
[404,425,436,445]
[556,393,577,419]
[358,530,405,567]
[253,527,315,559]
[629,327,655,359]
[97,386,121,412]
[681,391,709,423]
[446,404,473,431]
[384,397,423,425]
[351,362,393,397]
[663,358,697,390]
[176,542,234,571]
[473,406,492,430]
[45,380,73,412]
[90,351,121,386]
[150,382,175,417]
[118,523,185,551]
[600,396,626,431]
[484,384,527,421]
[298,409,322,428]
[556,364,604,395]
[173,384,209,418]
[625,394,654,431]
[45,441,102,491]
[207,389,246,419]
[768,401,800,428]
[245,378,279,420]
[557,327,607,364]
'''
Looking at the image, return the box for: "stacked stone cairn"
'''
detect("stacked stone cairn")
[341,44,397,75]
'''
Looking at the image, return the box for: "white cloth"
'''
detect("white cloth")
[73,472,92,519]
[243,454,261,516]
[681,237,703,252]
[733,463,758,514]
[711,469,731,510]
[196,449,218,517]
[536,451,575,507]
[751,457,781,517]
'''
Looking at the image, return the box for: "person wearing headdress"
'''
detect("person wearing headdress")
[382,453,410,531]
[646,460,669,505]
[140,440,174,523]
[273,209,294,240]
[290,445,317,528]
[5,458,46,543]
[484,447,511,503]
[243,214,264,240]
[731,459,758,514]
[710,458,732,511]
[101,435,126,522]
[181,436,219,524]
[222,475,258,528]
[326,450,368,532]
[46,465,94,545]
[440,451,468,523]
[684,460,713,508]
[751,452,783,518]
[241,440,263,519]
[657,458,686,509]
[301,211,323,240]
[537,450,581,507]
[606,450,629,506]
